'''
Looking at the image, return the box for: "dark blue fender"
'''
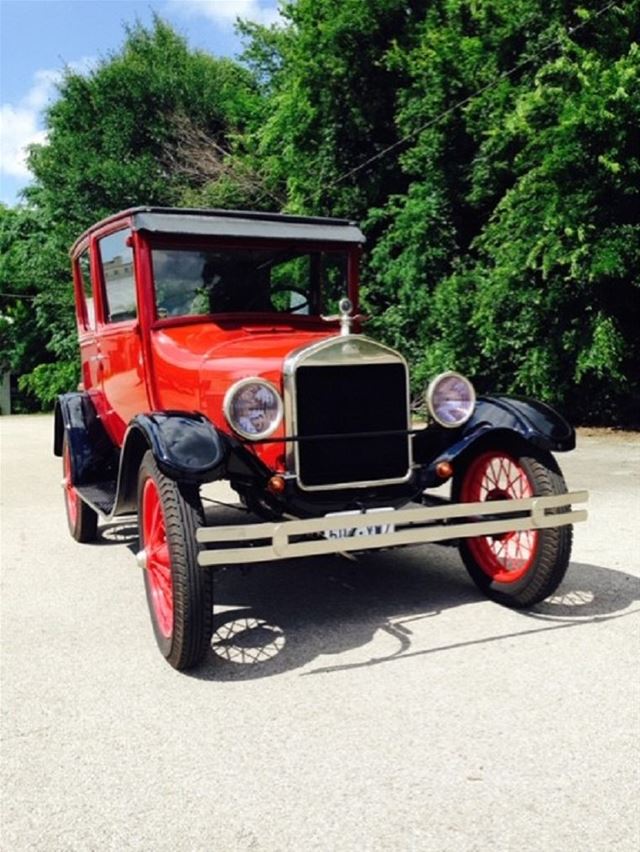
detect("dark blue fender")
[419,395,575,488]
[467,395,575,450]
[112,412,230,514]
[54,392,116,485]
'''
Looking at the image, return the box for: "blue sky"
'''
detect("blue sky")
[0,0,281,205]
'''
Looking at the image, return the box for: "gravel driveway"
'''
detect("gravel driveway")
[1,415,638,851]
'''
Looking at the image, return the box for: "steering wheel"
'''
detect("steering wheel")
[270,284,310,313]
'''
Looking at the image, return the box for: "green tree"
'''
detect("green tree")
[0,204,78,409]
[4,4,638,424]
[28,18,262,223]
[462,37,640,421]
[5,18,263,408]
[365,0,639,421]
[243,0,423,219]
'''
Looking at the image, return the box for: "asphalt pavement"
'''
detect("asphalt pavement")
[1,414,639,851]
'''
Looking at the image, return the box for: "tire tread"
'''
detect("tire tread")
[138,452,213,670]
[454,441,573,609]
[63,436,98,543]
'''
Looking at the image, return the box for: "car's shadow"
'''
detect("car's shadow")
[100,511,640,681]
[99,520,138,545]
[191,550,640,682]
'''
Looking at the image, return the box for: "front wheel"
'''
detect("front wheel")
[137,452,213,670]
[453,442,572,608]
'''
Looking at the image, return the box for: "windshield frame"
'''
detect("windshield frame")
[144,235,360,330]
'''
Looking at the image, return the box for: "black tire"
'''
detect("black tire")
[452,440,572,609]
[62,436,98,543]
[137,451,213,670]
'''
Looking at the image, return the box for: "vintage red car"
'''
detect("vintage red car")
[55,207,588,669]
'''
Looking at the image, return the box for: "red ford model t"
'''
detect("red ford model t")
[55,207,588,669]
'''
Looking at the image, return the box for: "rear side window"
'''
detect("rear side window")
[77,249,95,329]
[99,230,137,323]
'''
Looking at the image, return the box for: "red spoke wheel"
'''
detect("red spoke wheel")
[137,451,213,669]
[453,441,572,608]
[62,436,98,543]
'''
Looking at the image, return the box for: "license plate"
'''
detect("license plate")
[323,508,395,540]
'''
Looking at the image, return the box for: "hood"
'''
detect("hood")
[198,329,333,411]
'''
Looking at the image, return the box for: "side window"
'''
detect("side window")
[77,249,95,329]
[99,230,137,323]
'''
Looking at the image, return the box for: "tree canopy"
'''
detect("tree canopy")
[1,19,262,403]
[1,3,638,423]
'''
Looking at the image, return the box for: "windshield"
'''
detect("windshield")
[151,246,349,319]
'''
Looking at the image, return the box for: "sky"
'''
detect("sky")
[0,0,281,206]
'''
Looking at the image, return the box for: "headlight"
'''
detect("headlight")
[224,378,284,440]
[426,371,476,428]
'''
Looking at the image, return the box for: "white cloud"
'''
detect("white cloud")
[0,76,56,180]
[167,0,282,27]
[0,58,95,185]
[0,105,47,179]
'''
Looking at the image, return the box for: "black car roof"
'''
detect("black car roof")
[71,206,365,255]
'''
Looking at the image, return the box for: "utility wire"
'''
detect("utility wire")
[330,0,621,190]
[0,293,36,300]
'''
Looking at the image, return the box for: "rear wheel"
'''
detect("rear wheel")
[453,442,572,608]
[62,437,98,543]
[137,451,213,670]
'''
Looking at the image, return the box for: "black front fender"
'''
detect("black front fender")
[112,412,230,515]
[417,395,575,488]
[468,395,575,451]
[131,412,230,481]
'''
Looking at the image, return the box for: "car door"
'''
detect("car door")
[95,228,150,445]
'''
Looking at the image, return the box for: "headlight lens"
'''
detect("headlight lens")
[224,378,284,440]
[426,371,476,428]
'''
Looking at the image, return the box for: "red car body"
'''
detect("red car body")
[55,207,587,670]
[71,209,362,467]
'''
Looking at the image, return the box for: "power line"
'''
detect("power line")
[0,293,37,300]
[330,0,621,190]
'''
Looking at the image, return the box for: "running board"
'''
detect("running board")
[75,480,117,516]
[196,490,588,566]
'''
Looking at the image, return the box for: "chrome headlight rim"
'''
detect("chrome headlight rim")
[426,370,476,429]
[223,377,284,441]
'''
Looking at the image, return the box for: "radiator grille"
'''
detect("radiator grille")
[294,363,410,488]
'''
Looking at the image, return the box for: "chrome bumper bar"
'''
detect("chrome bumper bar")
[196,490,588,567]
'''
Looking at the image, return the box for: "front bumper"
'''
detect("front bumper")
[196,490,588,566]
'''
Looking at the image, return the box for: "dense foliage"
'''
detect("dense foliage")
[364,0,640,423]
[1,3,638,423]
[1,20,262,405]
